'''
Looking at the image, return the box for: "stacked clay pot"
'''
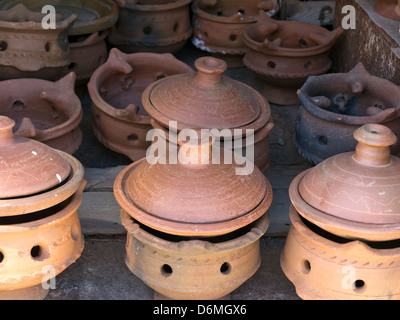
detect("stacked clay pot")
[295,63,400,164]
[191,0,279,67]
[142,56,274,173]
[88,48,193,161]
[281,123,400,299]
[109,0,192,53]
[114,134,272,299]
[0,116,85,300]
[0,72,83,154]
[243,11,343,105]
[0,0,119,84]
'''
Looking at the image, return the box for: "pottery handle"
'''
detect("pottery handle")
[353,124,397,166]
[0,116,15,144]
[194,57,227,87]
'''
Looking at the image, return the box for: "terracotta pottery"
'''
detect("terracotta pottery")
[142,56,274,172]
[289,123,400,242]
[0,4,76,80]
[295,63,400,164]
[280,205,400,300]
[67,30,110,85]
[88,48,193,161]
[0,0,119,36]
[0,72,82,154]
[109,0,192,53]
[374,0,400,20]
[114,137,273,237]
[0,116,85,299]
[192,0,279,68]
[121,209,269,300]
[243,11,343,105]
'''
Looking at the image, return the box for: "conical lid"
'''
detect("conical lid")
[0,116,71,199]
[142,56,269,132]
[290,123,400,240]
[114,135,272,236]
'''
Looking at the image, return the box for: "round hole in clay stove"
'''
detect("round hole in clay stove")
[161,264,173,277]
[220,262,231,275]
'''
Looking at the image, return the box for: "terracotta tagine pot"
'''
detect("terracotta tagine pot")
[121,209,270,300]
[88,48,193,161]
[0,116,85,300]
[114,134,272,299]
[281,123,400,299]
[0,72,83,154]
[243,11,343,105]
[142,56,274,172]
[109,0,192,54]
[192,0,279,68]
[374,0,400,20]
[114,136,273,237]
[0,4,76,80]
[295,62,400,164]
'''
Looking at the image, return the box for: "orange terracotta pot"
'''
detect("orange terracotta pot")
[191,0,278,67]
[0,116,85,299]
[0,72,82,154]
[88,48,193,161]
[122,209,269,300]
[109,0,192,53]
[281,206,400,300]
[243,12,343,105]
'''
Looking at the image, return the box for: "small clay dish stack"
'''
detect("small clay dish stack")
[0,116,85,300]
[88,48,193,161]
[191,0,279,68]
[108,0,192,53]
[374,0,400,20]
[114,134,272,299]
[0,72,83,155]
[0,0,119,84]
[243,11,343,105]
[0,4,76,80]
[281,123,400,299]
[142,56,274,172]
[295,62,400,164]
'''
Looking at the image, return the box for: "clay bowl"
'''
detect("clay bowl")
[0,73,82,155]
[0,4,76,80]
[281,205,400,300]
[121,209,269,300]
[243,11,343,105]
[67,30,110,86]
[109,0,192,53]
[0,0,119,36]
[295,63,400,164]
[374,0,400,20]
[192,0,279,68]
[88,48,193,161]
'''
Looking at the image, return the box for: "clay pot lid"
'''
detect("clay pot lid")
[114,135,272,237]
[142,56,270,132]
[290,123,400,240]
[0,116,71,199]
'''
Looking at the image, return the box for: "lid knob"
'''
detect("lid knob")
[194,56,227,87]
[353,123,397,166]
[0,116,15,144]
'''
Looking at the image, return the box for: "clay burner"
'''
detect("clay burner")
[114,135,272,299]
[0,4,76,80]
[374,0,400,20]
[109,0,192,53]
[0,72,83,155]
[243,11,343,105]
[295,62,400,164]
[142,56,274,172]
[0,116,85,300]
[88,48,193,161]
[191,0,279,68]
[281,124,400,299]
